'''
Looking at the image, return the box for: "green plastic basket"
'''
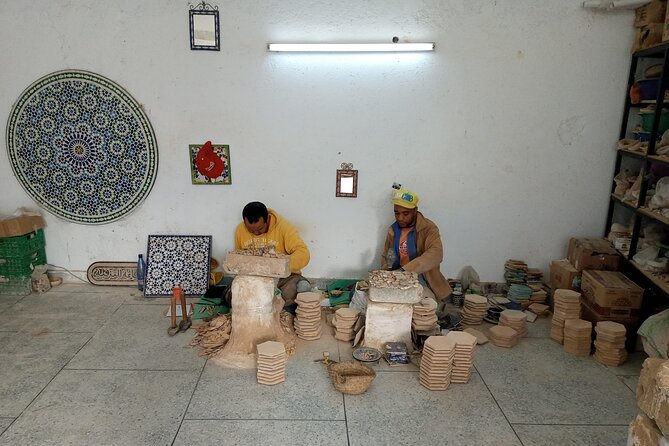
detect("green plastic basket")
[0,229,45,258]
[0,248,47,278]
[640,110,669,133]
[0,277,32,296]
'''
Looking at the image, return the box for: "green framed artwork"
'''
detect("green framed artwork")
[189,143,231,185]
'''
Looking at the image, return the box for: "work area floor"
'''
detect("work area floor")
[0,284,643,445]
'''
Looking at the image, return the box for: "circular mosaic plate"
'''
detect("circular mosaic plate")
[6,70,158,224]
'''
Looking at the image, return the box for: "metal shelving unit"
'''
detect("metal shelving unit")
[605,42,669,298]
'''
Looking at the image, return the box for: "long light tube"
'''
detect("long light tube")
[267,43,435,52]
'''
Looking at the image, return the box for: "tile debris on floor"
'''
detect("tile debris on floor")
[0,284,643,445]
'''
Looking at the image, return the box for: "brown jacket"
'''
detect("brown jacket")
[381,212,452,301]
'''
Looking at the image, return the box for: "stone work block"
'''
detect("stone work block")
[223,252,290,278]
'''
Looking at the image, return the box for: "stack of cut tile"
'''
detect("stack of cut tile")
[550,289,582,344]
[412,298,439,331]
[529,284,548,304]
[528,303,550,318]
[460,294,488,325]
[504,259,528,284]
[419,335,456,391]
[333,307,359,342]
[594,321,627,366]
[489,325,519,348]
[498,309,527,337]
[562,318,592,357]
[446,331,477,384]
[294,292,322,340]
[256,341,287,385]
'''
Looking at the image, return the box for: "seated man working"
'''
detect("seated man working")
[380,189,452,301]
[230,201,310,306]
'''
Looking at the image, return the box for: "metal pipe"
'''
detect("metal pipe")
[583,0,649,9]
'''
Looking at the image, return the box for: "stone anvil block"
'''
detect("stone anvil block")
[368,284,422,304]
[364,301,414,353]
[223,252,290,278]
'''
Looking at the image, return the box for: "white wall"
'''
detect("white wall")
[0,0,634,280]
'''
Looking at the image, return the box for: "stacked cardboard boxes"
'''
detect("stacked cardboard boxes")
[632,0,667,52]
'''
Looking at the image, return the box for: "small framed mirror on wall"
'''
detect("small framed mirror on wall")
[189,2,220,51]
[336,163,358,198]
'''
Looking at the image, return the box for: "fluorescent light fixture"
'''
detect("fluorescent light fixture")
[267,43,435,52]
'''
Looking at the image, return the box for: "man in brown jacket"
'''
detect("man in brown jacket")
[380,189,452,301]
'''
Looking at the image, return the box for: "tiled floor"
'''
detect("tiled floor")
[0,284,644,445]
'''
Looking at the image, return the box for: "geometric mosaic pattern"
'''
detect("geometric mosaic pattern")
[144,235,211,296]
[6,70,158,224]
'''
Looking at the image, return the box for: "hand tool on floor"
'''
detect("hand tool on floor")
[168,286,191,336]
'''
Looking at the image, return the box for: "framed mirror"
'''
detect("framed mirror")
[336,163,358,198]
[189,2,220,51]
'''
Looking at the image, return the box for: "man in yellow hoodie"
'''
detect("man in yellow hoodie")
[232,201,310,306]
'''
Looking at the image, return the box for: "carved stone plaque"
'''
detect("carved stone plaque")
[87,261,137,286]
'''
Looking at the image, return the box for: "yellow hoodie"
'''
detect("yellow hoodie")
[234,209,310,274]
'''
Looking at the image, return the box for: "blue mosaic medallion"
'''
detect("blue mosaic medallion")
[6,70,158,224]
[144,235,212,296]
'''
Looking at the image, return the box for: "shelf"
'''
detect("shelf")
[648,155,669,165]
[630,260,669,295]
[618,148,646,159]
[611,193,639,210]
[639,207,669,226]
[633,43,669,58]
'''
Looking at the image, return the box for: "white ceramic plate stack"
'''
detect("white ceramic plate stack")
[460,294,488,325]
[412,298,439,331]
[419,336,456,391]
[551,289,582,344]
[562,318,592,357]
[256,341,287,385]
[594,321,628,366]
[446,331,477,384]
[489,325,519,348]
[498,309,527,337]
[333,307,359,342]
[294,293,322,340]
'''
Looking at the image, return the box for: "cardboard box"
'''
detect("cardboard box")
[580,300,639,351]
[636,0,667,28]
[633,23,665,52]
[550,259,581,291]
[0,216,45,238]
[581,270,643,318]
[567,238,620,272]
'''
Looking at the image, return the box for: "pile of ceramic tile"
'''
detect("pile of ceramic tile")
[526,268,543,285]
[446,331,477,384]
[529,284,548,304]
[550,289,582,344]
[498,309,527,337]
[562,318,592,357]
[504,259,527,284]
[506,284,533,308]
[256,340,287,385]
[489,325,520,348]
[419,335,456,391]
[528,303,550,318]
[294,292,322,340]
[412,298,439,331]
[594,321,628,366]
[460,294,488,325]
[332,307,359,342]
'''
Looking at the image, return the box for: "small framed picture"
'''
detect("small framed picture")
[189,4,220,51]
[189,143,231,185]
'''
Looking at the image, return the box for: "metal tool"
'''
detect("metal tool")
[168,286,191,336]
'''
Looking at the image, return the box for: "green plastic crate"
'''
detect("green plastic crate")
[0,276,32,296]
[0,229,45,257]
[0,248,47,278]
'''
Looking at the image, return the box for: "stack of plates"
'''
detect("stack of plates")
[333,307,359,342]
[499,309,527,337]
[256,341,287,385]
[412,298,439,331]
[594,321,628,366]
[419,336,456,391]
[294,292,322,340]
[504,259,528,284]
[460,294,488,325]
[446,331,477,384]
[563,318,592,357]
[550,289,582,344]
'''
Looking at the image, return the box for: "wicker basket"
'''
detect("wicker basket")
[327,360,376,395]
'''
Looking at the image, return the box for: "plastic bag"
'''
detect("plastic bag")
[650,176,669,210]
[458,266,480,291]
[638,308,669,359]
[349,283,369,314]
[633,245,660,267]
